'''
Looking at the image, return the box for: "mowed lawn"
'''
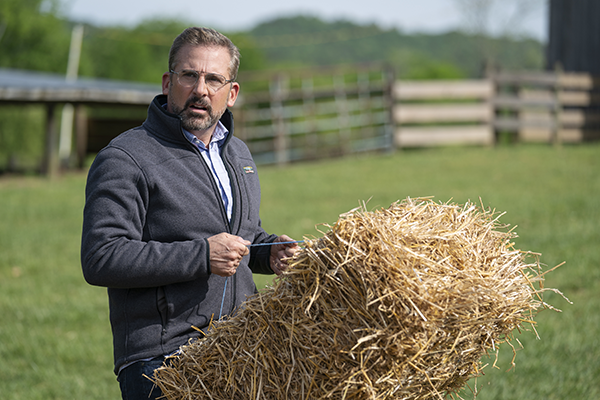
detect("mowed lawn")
[0,144,598,399]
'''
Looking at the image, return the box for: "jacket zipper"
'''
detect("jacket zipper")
[182,125,239,316]
[222,152,239,314]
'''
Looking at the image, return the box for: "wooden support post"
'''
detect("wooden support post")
[42,103,59,178]
[75,104,88,169]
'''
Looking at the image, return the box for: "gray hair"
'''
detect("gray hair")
[168,27,240,80]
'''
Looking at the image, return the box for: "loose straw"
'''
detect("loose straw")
[153,198,564,400]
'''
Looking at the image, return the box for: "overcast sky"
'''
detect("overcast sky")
[62,0,548,41]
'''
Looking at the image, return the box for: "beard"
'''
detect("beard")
[171,96,223,132]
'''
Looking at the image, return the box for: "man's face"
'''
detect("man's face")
[162,45,239,135]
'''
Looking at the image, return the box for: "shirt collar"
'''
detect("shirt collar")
[211,121,229,143]
[183,121,229,150]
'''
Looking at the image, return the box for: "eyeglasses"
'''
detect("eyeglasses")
[170,69,235,92]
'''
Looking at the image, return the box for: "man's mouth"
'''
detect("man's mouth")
[189,103,208,113]
[186,97,211,115]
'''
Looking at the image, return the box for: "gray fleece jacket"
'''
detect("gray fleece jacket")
[81,94,277,374]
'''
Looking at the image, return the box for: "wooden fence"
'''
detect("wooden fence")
[493,71,600,144]
[392,80,494,147]
[233,66,600,165]
[4,66,598,175]
[234,65,395,165]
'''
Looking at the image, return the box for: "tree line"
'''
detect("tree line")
[0,0,544,172]
[0,1,544,82]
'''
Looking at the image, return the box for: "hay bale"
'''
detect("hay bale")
[153,198,561,400]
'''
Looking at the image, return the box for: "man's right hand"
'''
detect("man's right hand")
[207,233,251,277]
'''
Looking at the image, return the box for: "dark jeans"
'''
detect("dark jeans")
[118,358,165,400]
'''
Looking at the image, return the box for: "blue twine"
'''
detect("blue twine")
[218,277,227,320]
[247,240,305,247]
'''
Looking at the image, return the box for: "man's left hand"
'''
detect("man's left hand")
[270,235,300,275]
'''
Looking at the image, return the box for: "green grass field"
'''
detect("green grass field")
[1,144,598,399]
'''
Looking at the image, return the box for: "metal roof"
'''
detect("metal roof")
[0,68,161,105]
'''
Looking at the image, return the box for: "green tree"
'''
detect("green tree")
[79,19,185,83]
[79,20,266,83]
[0,0,72,172]
[389,49,467,80]
[0,0,71,72]
[227,32,267,73]
[0,106,45,172]
[247,15,544,77]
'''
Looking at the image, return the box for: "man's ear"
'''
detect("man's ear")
[227,82,240,107]
[162,72,171,95]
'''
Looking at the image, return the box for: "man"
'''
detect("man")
[81,27,299,400]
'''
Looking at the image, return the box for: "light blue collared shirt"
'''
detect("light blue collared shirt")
[183,122,233,221]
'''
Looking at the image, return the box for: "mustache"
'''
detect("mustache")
[185,96,212,114]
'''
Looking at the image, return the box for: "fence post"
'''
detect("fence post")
[302,76,318,160]
[552,64,564,146]
[358,71,372,125]
[485,68,498,146]
[334,74,350,155]
[358,71,374,150]
[270,74,288,165]
[383,65,396,152]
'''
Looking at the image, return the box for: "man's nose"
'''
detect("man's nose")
[192,75,210,95]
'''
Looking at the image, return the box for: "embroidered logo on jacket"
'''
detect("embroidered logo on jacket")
[243,166,255,174]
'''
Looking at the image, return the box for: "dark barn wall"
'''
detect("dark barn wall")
[547,0,600,74]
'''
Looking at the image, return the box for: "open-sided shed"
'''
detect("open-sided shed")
[0,68,160,176]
